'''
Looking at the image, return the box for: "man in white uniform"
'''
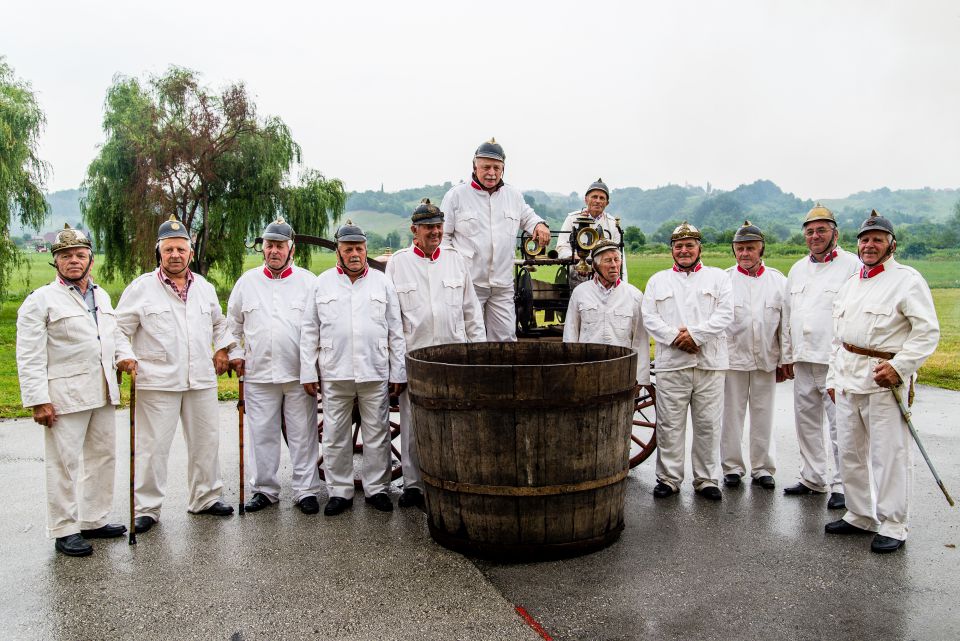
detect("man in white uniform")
[825,210,939,554]
[17,225,137,556]
[227,218,323,515]
[440,138,551,341]
[720,221,787,490]
[301,221,407,516]
[563,239,649,391]
[642,222,733,501]
[781,203,860,510]
[386,199,486,508]
[556,178,627,283]
[115,215,236,534]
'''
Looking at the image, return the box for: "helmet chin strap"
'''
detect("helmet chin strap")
[595,266,618,288]
[337,249,365,275]
[267,246,294,274]
[52,255,93,288]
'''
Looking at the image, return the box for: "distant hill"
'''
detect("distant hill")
[24,182,960,245]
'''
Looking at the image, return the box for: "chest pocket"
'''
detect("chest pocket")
[579,302,600,325]
[697,287,720,315]
[457,211,480,237]
[394,283,421,312]
[369,291,387,321]
[442,279,464,306]
[143,305,173,335]
[653,291,674,315]
[863,302,894,331]
[286,296,306,324]
[48,307,89,341]
[315,293,338,324]
[612,307,634,332]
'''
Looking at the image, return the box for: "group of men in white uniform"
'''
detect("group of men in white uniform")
[17,138,940,557]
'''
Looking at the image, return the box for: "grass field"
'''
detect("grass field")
[1,249,957,419]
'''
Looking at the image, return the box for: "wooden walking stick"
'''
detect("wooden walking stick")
[128,369,137,545]
[238,375,246,515]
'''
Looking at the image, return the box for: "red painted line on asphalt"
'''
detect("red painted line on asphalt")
[515,606,554,640]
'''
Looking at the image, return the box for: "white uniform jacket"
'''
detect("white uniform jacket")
[17,279,134,414]
[827,259,939,393]
[782,247,859,365]
[724,264,787,372]
[227,265,313,384]
[556,210,628,281]
[562,278,650,384]
[115,269,234,391]
[385,245,486,351]
[300,266,407,385]
[440,180,544,289]
[641,264,734,372]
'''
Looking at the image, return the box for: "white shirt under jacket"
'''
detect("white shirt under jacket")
[17,279,135,414]
[641,264,734,372]
[440,180,545,289]
[227,265,313,384]
[115,269,234,391]
[385,245,486,351]
[781,247,860,365]
[300,266,407,385]
[827,258,940,394]
[724,264,787,373]
[556,210,628,281]
[562,277,651,385]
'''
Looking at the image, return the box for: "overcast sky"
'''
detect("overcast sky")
[4,0,959,199]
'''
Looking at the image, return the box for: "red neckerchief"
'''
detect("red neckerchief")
[672,262,703,273]
[594,274,621,289]
[860,264,885,279]
[158,268,194,302]
[262,265,294,280]
[412,245,441,261]
[336,264,369,279]
[470,175,504,193]
[736,264,765,278]
[810,249,839,263]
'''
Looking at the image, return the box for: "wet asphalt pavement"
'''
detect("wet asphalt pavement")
[1,382,958,641]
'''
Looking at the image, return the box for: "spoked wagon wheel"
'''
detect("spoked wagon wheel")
[316,397,403,489]
[629,376,657,467]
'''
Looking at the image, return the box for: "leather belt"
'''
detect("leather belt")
[842,343,895,360]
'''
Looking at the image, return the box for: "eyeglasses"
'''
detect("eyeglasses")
[804,226,834,238]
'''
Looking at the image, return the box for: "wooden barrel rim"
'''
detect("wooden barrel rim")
[421,468,629,497]
[408,386,635,411]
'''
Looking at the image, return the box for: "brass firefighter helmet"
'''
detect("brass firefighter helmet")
[51,224,92,254]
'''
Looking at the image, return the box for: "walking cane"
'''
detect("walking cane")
[891,385,955,507]
[238,375,246,515]
[127,369,137,545]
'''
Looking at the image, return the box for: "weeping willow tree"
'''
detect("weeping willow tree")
[0,57,50,296]
[82,66,345,281]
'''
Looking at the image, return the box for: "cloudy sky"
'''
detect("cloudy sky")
[4,0,959,199]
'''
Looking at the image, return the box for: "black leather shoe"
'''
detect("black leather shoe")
[244,493,273,513]
[365,493,394,512]
[723,474,741,487]
[871,534,905,554]
[398,488,425,509]
[752,475,776,490]
[55,533,93,557]
[133,516,156,534]
[828,492,846,510]
[80,523,127,539]
[825,519,871,535]
[324,497,353,516]
[653,482,677,498]
[783,482,826,495]
[196,501,234,517]
[696,486,723,501]
[296,496,320,515]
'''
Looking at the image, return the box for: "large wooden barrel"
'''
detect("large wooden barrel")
[406,342,637,561]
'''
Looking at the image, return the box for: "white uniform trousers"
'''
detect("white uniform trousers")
[244,381,322,503]
[654,368,724,491]
[837,390,913,541]
[43,404,117,538]
[720,369,777,479]
[474,285,516,342]
[397,389,422,491]
[320,379,391,500]
[792,362,842,492]
[134,388,224,519]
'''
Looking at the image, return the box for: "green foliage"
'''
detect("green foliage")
[623,225,645,251]
[0,58,50,297]
[82,66,344,281]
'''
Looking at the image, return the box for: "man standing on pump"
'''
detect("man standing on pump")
[440,138,550,341]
